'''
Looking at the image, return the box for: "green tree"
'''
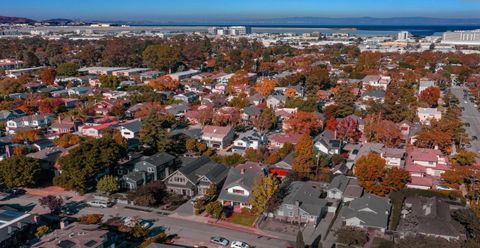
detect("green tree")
[96,175,119,194]
[143,44,182,72]
[205,201,223,219]
[56,62,79,76]
[139,111,172,152]
[99,75,121,89]
[54,137,126,193]
[451,150,477,166]
[249,174,280,214]
[0,155,41,188]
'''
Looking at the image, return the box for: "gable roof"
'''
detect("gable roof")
[117,119,142,133]
[218,167,262,204]
[136,152,175,168]
[175,156,228,185]
[282,181,328,216]
[342,193,391,229]
[328,175,349,192]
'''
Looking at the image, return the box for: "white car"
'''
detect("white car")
[435,185,454,191]
[231,241,250,248]
[210,236,229,246]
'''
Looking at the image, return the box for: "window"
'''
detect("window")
[173,177,185,183]
[233,189,245,195]
[147,167,154,173]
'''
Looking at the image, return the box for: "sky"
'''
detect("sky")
[3,0,480,22]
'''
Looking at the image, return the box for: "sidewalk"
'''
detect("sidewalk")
[169,213,280,239]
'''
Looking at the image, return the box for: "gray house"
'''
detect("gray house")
[275,181,328,225]
[341,193,391,232]
[218,163,263,211]
[164,156,228,197]
[327,175,349,200]
[134,152,176,181]
[120,171,148,190]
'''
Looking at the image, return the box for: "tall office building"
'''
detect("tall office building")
[397,31,410,41]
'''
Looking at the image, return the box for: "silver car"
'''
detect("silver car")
[210,236,229,246]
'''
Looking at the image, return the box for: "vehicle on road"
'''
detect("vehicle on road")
[473,136,478,141]
[464,122,470,127]
[461,107,465,110]
[60,202,82,215]
[231,241,250,248]
[140,219,154,229]
[86,200,112,208]
[210,236,229,246]
[435,185,454,191]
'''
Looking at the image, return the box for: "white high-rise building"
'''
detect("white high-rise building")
[397,31,410,41]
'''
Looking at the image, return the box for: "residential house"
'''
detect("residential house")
[266,95,287,109]
[134,152,176,181]
[164,156,228,197]
[343,178,364,202]
[241,106,261,123]
[361,90,385,103]
[218,162,263,211]
[232,129,266,154]
[165,104,188,118]
[275,181,328,225]
[405,148,450,189]
[327,175,349,200]
[362,75,391,90]
[417,108,442,125]
[0,206,35,248]
[268,133,303,149]
[418,80,436,94]
[0,109,25,122]
[398,196,465,241]
[167,69,200,81]
[174,92,199,103]
[116,119,142,139]
[67,86,91,96]
[49,117,78,135]
[27,146,67,172]
[201,125,235,149]
[120,171,148,190]
[78,121,118,138]
[269,152,294,177]
[32,223,116,248]
[314,129,342,155]
[341,193,392,232]
[6,114,54,132]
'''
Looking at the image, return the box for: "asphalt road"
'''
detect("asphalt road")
[77,205,291,248]
[451,86,480,153]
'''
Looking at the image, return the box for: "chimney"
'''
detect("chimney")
[241,168,245,175]
[60,219,69,229]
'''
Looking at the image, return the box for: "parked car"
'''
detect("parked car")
[210,236,229,246]
[86,200,112,208]
[435,185,454,191]
[473,136,478,141]
[140,219,154,229]
[464,122,470,127]
[231,241,250,248]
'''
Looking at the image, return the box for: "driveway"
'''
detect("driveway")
[174,201,194,216]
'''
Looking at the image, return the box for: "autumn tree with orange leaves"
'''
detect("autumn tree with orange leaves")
[255,79,276,97]
[148,75,179,91]
[292,133,316,179]
[40,68,56,85]
[355,152,410,196]
[284,88,297,98]
[419,86,441,107]
[284,111,322,135]
[364,113,402,147]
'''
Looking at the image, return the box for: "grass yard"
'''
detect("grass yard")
[230,213,257,226]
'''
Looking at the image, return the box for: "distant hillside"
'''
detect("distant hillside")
[0,15,36,24]
[41,18,74,25]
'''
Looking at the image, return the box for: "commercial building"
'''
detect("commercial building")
[442,30,480,45]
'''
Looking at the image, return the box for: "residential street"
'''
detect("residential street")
[451,86,480,153]
[2,193,292,248]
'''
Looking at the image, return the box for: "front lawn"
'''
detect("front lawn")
[230,213,257,227]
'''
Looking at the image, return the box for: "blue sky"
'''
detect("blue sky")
[3,0,480,21]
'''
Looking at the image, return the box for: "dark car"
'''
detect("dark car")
[465,123,470,127]
[473,136,478,141]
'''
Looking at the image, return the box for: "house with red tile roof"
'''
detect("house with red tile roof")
[268,132,303,149]
[405,148,450,190]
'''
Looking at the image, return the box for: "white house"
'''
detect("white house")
[232,130,266,154]
[417,108,442,125]
[6,114,54,132]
